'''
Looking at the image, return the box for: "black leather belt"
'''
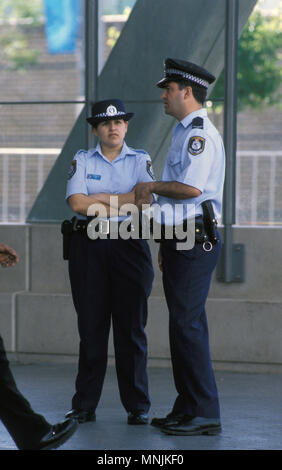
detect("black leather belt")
[154,215,217,251]
[61,200,218,260]
[72,218,135,237]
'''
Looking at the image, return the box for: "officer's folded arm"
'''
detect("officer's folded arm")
[92,191,136,209]
[151,181,201,199]
[68,191,137,217]
[68,193,111,216]
[135,180,201,207]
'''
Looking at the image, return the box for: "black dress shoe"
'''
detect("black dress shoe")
[151,412,185,429]
[34,418,78,450]
[128,412,148,425]
[162,416,222,436]
[65,408,96,423]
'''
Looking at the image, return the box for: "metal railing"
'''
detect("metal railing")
[236,151,282,226]
[0,149,282,225]
[0,148,59,223]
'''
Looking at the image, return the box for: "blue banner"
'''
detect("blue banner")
[44,0,80,54]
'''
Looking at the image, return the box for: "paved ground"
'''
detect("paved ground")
[1,362,282,452]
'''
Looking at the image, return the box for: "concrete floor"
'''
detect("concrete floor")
[1,362,282,451]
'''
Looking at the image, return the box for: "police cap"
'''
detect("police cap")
[87,99,134,126]
[157,58,216,89]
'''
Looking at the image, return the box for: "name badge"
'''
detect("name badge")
[87,174,101,180]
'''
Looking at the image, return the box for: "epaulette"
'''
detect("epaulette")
[192,117,204,129]
[76,149,87,156]
[134,149,148,155]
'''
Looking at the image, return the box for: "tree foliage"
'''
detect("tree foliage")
[0,0,43,70]
[211,8,282,111]
[0,0,43,25]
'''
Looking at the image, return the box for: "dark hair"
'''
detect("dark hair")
[92,117,127,130]
[176,79,207,105]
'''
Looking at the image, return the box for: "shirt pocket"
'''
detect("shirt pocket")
[167,151,183,177]
[86,172,112,193]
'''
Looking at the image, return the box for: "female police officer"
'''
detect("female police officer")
[64,99,154,425]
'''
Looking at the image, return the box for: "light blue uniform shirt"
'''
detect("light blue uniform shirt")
[66,141,155,219]
[156,108,225,225]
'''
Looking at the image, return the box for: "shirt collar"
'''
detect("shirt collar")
[118,142,136,159]
[91,141,135,161]
[180,107,207,129]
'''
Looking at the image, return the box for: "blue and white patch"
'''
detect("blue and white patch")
[67,160,77,180]
[188,136,205,156]
[146,160,155,180]
[87,174,101,180]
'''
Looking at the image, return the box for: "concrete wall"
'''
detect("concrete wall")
[1,224,282,373]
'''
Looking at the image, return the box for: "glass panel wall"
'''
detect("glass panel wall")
[0,0,136,222]
[208,0,282,226]
[1,0,281,225]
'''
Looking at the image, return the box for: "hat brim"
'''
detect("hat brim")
[157,75,191,88]
[86,112,134,126]
[156,77,170,88]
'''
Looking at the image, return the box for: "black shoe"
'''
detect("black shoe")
[151,412,185,429]
[161,416,222,436]
[128,412,148,425]
[34,418,78,450]
[65,408,96,423]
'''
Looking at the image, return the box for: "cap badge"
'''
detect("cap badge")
[106,105,117,116]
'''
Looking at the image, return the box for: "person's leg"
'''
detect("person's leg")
[111,239,154,415]
[0,335,51,450]
[68,235,111,412]
[161,239,221,419]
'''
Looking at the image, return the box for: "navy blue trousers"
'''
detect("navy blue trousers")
[68,234,154,414]
[0,335,50,449]
[161,236,221,419]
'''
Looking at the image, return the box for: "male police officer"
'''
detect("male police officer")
[135,58,225,436]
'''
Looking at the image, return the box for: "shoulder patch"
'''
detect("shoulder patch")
[188,136,205,156]
[67,160,77,180]
[146,160,155,180]
[192,117,204,129]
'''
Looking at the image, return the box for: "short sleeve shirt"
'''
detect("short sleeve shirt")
[66,141,155,219]
[156,108,225,225]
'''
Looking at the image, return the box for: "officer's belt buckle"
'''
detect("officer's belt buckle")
[99,219,110,235]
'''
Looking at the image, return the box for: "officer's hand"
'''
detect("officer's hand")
[158,247,163,272]
[134,183,153,210]
[0,243,19,268]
